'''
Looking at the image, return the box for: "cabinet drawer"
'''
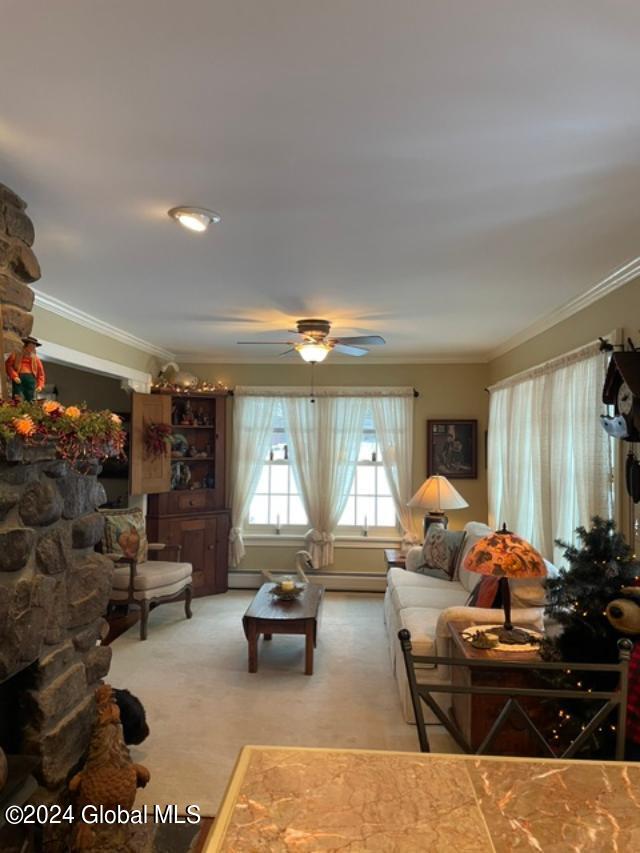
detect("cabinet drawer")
[176,491,208,512]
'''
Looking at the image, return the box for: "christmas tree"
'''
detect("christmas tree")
[543,516,639,664]
[542,516,640,755]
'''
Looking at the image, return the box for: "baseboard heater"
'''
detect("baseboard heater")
[229,570,386,593]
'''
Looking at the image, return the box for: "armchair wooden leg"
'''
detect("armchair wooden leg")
[140,600,150,641]
[185,585,193,620]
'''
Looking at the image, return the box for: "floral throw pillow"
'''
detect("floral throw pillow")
[421,524,466,580]
[101,507,148,564]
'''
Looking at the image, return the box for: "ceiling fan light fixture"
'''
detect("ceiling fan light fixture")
[296,342,331,364]
[168,206,221,233]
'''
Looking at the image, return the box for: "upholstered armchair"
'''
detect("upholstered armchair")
[100,507,193,640]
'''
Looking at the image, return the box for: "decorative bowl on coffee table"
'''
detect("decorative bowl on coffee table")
[270,580,305,601]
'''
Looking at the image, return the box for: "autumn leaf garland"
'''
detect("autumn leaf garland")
[0,399,125,463]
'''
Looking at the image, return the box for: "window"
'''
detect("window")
[488,343,614,564]
[338,413,396,530]
[247,406,396,533]
[248,403,306,528]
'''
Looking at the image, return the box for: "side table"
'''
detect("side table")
[447,620,548,756]
[384,548,406,570]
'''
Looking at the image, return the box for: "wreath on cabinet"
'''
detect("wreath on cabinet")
[144,422,173,458]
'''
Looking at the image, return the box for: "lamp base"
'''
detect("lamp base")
[494,626,541,646]
[424,512,448,536]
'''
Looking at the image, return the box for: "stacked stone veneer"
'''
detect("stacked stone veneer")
[0,183,39,354]
[0,444,113,815]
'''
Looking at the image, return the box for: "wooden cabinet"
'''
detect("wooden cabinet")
[131,390,231,596]
[147,511,230,597]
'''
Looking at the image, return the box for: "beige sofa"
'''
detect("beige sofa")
[384,521,549,722]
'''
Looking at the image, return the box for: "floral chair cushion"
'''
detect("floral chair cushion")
[420,524,466,580]
[101,507,148,564]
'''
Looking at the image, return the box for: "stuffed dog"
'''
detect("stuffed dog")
[113,688,150,745]
[606,587,640,758]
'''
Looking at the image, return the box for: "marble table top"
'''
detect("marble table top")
[204,745,640,852]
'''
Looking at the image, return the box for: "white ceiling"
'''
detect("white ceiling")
[2,1,640,362]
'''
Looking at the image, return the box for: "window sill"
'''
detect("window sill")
[243,533,402,549]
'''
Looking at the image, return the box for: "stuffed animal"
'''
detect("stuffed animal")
[606,586,640,757]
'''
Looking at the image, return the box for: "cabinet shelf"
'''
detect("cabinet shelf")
[171,424,213,430]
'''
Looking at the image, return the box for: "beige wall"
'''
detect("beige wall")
[184,361,490,573]
[489,276,640,383]
[43,362,131,412]
[32,304,160,375]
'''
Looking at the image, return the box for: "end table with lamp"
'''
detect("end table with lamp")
[462,523,547,645]
[407,475,468,536]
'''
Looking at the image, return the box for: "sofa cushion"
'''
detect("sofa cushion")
[111,560,192,591]
[387,566,456,593]
[391,584,468,614]
[456,521,493,591]
[422,524,466,579]
[398,606,443,660]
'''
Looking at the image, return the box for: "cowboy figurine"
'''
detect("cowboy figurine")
[5,336,46,401]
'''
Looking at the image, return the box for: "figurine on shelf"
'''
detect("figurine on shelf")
[181,400,194,425]
[5,336,45,401]
[204,473,215,489]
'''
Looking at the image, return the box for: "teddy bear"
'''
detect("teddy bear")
[606,586,640,759]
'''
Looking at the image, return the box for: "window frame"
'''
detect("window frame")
[246,414,399,538]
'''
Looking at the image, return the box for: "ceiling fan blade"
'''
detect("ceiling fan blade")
[237,340,295,345]
[330,335,386,346]
[332,343,369,357]
[279,348,295,357]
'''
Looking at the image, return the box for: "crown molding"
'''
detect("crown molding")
[488,257,640,361]
[174,352,488,365]
[32,289,176,361]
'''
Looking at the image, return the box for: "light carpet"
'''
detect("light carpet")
[108,591,457,816]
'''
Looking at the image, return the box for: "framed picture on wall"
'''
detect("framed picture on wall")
[427,419,477,479]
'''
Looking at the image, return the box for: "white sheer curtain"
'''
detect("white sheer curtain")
[285,396,367,568]
[229,395,278,566]
[488,343,612,564]
[370,396,421,550]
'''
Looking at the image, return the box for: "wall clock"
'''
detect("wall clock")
[602,353,640,443]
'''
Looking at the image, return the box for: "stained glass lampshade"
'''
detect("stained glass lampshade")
[463,524,547,644]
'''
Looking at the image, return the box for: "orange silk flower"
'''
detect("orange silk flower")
[13,415,36,437]
[65,406,82,419]
[42,400,64,415]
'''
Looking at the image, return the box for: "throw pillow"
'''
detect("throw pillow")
[422,524,466,580]
[415,566,451,581]
[466,576,502,608]
[101,507,148,564]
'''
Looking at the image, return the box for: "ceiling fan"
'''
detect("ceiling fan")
[237,318,386,363]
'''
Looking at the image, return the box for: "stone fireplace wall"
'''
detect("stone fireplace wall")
[0,183,39,355]
[0,445,113,849]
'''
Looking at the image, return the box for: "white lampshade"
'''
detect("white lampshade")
[407,475,468,511]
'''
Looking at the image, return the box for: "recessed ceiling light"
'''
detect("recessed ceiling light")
[168,206,221,233]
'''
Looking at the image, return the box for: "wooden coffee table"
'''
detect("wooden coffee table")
[242,583,324,675]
